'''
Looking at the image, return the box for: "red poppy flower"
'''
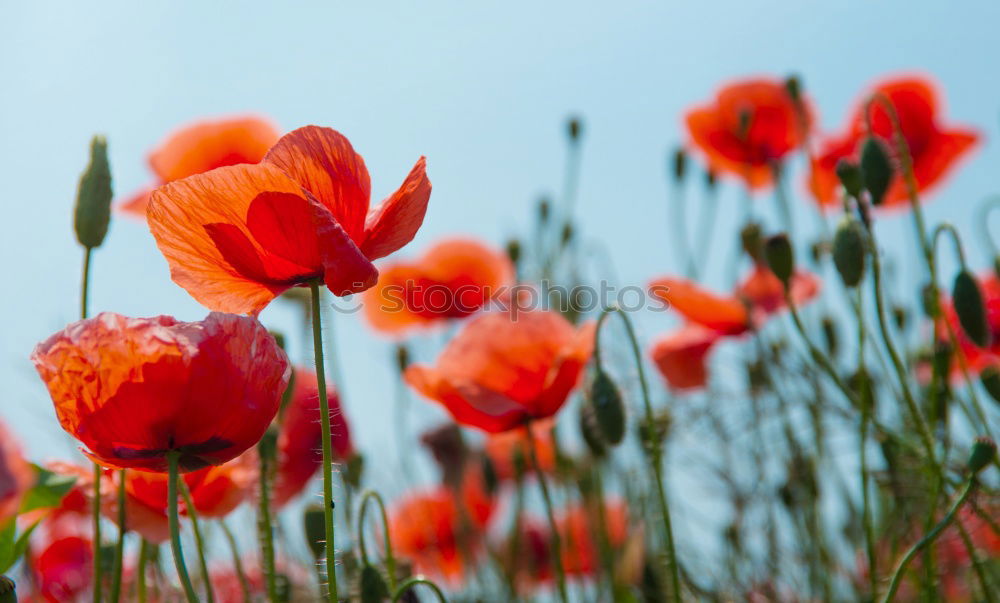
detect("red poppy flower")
[31,534,93,602]
[388,467,495,584]
[272,367,353,508]
[484,419,556,482]
[0,419,32,524]
[735,265,821,317]
[147,125,431,315]
[120,116,281,219]
[686,78,812,189]
[809,75,979,208]
[31,312,289,472]
[404,310,595,433]
[649,324,721,391]
[363,238,514,334]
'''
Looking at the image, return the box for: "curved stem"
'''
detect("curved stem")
[931,223,968,270]
[881,479,976,602]
[392,576,448,602]
[136,539,150,603]
[310,280,339,602]
[109,469,127,602]
[526,423,569,603]
[219,520,251,603]
[257,437,278,602]
[167,452,198,603]
[356,490,397,592]
[179,483,214,603]
[595,306,682,602]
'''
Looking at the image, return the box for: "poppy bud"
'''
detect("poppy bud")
[344,453,365,489]
[395,344,410,373]
[268,330,287,351]
[705,168,718,190]
[832,216,867,287]
[860,137,893,206]
[537,197,551,224]
[821,316,838,356]
[0,576,14,603]
[505,239,522,267]
[892,305,908,331]
[835,159,864,200]
[74,135,113,249]
[784,75,802,103]
[480,454,499,497]
[740,222,764,262]
[953,270,990,348]
[359,565,390,603]
[671,148,687,182]
[587,370,626,446]
[848,369,875,415]
[967,437,997,474]
[994,255,1000,279]
[561,222,574,247]
[567,116,583,142]
[979,366,1000,405]
[809,240,829,264]
[932,340,953,379]
[637,409,671,457]
[764,234,794,287]
[579,402,607,457]
[921,283,939,318]
[303,503,326,560]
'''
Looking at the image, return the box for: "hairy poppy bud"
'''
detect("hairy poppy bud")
[359,565,390,603]
[505,239,522,266]
[764,234,794,287]
[567,116,583,142]
[860,137,893,206]
[953,270,990,348]
[74,135,113,249]
[741,222,764,262]
[303,503,326,560]
[835,159,864,199]
[821,316,838,356]
[587,370,626,446]
[671,148,687,182]
[980,366,1000,405]
[579,402,606,457]
[832,217,867,287]
[967,437,997,474]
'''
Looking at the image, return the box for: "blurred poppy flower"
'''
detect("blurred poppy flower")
[147,125,431,315]
[363,238,514,334]
[0,420,32,524]
[484,419,556,482]
[649,278,750,335]
[272,367,353,508]
[405,310,595,433]
[31,312,289,473]
[809,75,979,208]
[30,534,93,602]
[686,78,812,189]
[119,116,281,218]
[649,324,720,391]
[388,466,495,584]
[735,264,821,316]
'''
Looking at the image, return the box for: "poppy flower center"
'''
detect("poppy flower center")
[112,436,234,472]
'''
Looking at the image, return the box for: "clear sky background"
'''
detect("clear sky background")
[3,0,999,570]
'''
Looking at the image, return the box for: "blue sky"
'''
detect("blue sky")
[3,0,999,562]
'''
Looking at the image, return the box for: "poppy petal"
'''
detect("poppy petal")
[650,325,720,390]
[405,365,529,433]
[149,116,280,183]
[361,157,431,260]
[649,277,749,334]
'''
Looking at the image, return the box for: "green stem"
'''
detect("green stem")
[81,247,92,320]
[310,280,339,602]
[881,479,976,602]
[220,520,251,603]
[81,246,104,603]
[109,469,127,602]
[955,517,996,602]
[136,539,150,603]
[258,438,278,602]
[392,577,448,602]
[167,452,198,603]
[595,306,681,603]
[526,424,569,603]
[179,483,214,603]
[356,490,397,592]
[850,289,878,599]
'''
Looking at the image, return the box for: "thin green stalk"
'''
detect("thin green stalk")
[136,539,150,603]
[258,437,278,602]
[309,280,339,602]
[220,520,251,603]
[526,424,569,603]
[669,179,694,277]
[691,180,718,280]
[392,577,448,602]
[852,291,878,600]
[81,246,104,603]
[881,479,976,602]
[954,518,995,602]
[179,484,214,603]
[167,452,199,603]
[109,469,127,602]
[356,490,397,592]
[595,306,681,603]
[81,247,92,320]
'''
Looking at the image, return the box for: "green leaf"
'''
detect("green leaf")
[0,520,15,573]
[18,465,77,514]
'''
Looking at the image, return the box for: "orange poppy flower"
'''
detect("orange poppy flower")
[0,419,33,524]
[272,367,353,508]
[649,324,721,391]
[388,467,495,584]
[484,419,556,482]
[363,238,514,334]
[809,75,979,208]
[405,310,595,433]
[31,312,289,473]
[120,116,281,219]
[686,78,812,189]
[147,125,431,315]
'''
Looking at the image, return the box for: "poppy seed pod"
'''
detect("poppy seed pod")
[359,565,390,603]
[764,234,794,287]
[953,270,990,348]
[834,159,864,199]
[980,366,1000,404]
[672,148,687,182]
[860,137,893,206]
[303,503,326,560]
[832,217,867,287]
[967,437,997,474]
[74,135,113,249]
[587,369,626,446]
